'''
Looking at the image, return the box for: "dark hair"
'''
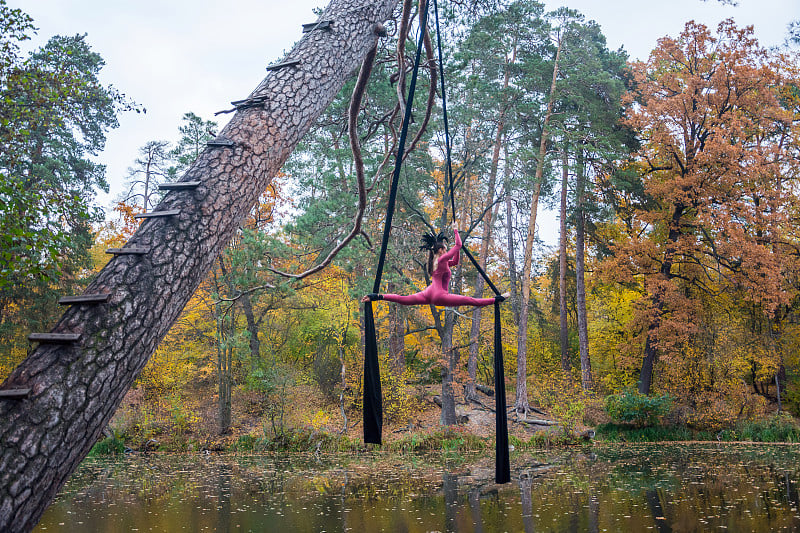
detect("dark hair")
[420,231,448,275]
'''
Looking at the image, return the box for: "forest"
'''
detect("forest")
[2,0,800,455]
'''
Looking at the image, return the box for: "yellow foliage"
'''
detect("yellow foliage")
[307,409,331,431]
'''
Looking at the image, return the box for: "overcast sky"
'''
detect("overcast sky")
[9,0,799,244]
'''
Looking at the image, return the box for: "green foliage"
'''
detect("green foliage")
[386,428,487,453]
[604,390,671,427]
[257,428,361,453]
[232,434,258,452]
[596,413,800,443]
[0,5,139,369]
[594,423,697,442]
[247,363,295,437]
[0,28,135,290]
[88,429,126,456]
[169,112,217,177]
[167,394,195,435]
[549,398,586,435]
[728,413,800,443]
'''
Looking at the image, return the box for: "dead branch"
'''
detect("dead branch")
[267,43,378,280]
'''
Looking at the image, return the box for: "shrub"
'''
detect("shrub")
[604,390,671,427]
[88,429,126,456]
[594,423,695,442]
[734,412,800,442]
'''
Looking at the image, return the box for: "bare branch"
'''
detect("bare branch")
[268,43,378,280]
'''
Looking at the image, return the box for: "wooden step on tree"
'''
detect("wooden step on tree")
[0,1,397,530]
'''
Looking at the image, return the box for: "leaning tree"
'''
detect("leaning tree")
[0,0,398,529]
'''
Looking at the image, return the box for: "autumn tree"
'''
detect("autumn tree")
[607,20,800,395]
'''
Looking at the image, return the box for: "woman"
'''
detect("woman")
[362,222,508,306]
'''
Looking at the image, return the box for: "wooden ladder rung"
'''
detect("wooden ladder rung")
[302,20,333,33]
[58,294,111,305]
[266,59,301,71]
[0,388,31,399]
[28,333,80,344]
[159,181,201,191]
[106,247,151,255]
[134,209,180,219]
[206,138,235,148]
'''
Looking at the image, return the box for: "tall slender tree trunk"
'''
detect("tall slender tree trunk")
[558,147,570,376]
[386,282,406,373]
[515,35,561,418]
[466,43,516,402]
[338,323,348,433]
[575,148,592,390]
[640,203,683,394]
[504,147,520,325]
[441,307,458,426]
[240,292,261,371]
[216,323,234,434]
[0,1,399,529]
[215,257,238,434]
[440,265,462,426]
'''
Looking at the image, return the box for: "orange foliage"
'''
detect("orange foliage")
[602,20,800,392]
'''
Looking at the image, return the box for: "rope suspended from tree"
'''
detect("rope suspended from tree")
[363,0,510,485]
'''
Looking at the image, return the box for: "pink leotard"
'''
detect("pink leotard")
[382,230,496,307]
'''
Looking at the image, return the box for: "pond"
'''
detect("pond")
[36,443,800,532]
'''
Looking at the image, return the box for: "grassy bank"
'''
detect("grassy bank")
[88,426,592,456]
[594,413,800,443]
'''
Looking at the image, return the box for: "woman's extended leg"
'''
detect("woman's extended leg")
[431,293,496,307]
[383,291,431,306]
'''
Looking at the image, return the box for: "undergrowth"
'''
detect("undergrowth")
[595,413,800,443]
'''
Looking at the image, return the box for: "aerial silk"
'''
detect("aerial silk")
[363,0,510,484]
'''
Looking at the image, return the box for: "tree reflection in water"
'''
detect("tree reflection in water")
[36,444,800,532]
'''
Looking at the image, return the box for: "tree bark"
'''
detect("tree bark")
[440,267,462,426]
[515,34,561,418]
[575,148,592,390]
[465,129,503,401]
[214,263,234,434]
[0,1,398,529]
[466,43,515,402]
[240,292,261,370]
[386,282,405,373]
[504,147,520,325]
[558,147,570,375]
[639,204,682,394]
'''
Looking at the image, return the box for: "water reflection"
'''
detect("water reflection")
[36,444,800,532]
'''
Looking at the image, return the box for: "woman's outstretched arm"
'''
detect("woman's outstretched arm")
[443,222,461,267]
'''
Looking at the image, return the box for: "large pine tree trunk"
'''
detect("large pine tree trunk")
[0,1,398,530]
